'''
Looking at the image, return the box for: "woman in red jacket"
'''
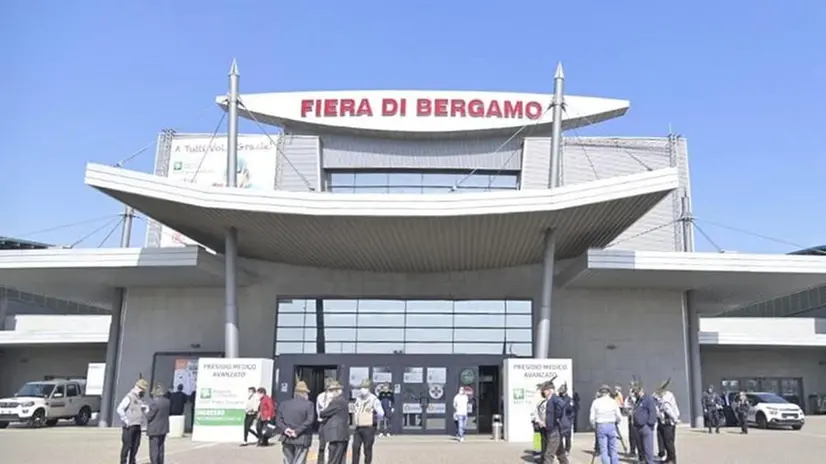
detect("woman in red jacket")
[257,388,276,447]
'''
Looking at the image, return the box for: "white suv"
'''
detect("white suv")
[745,392,805,430]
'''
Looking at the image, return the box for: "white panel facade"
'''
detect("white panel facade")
[278,134,321,192]
[0,345,106,397]
[113,260,690,425]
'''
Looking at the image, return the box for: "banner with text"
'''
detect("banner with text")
[502,358,573,443]
[191,358,274,443]
[158,133,279,248]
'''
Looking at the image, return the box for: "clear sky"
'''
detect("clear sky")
[2,1,824,252]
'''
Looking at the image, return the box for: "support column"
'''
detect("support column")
[533,229,556,358]
[98,287,125,427]
[223,59,241,358]
[548,63,565,189]
[315,299,326,353]
[685,290,704,428]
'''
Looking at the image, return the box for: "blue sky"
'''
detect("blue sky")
[2,1,824,252]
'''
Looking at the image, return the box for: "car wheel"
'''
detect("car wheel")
[29,409,46,428]
[792,425,803,431]
[75,407,91,426]
[756,412,768,430]
[0,421,8,429]
[45,419,59,427]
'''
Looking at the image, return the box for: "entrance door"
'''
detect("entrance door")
[476,365,500,434]
[294,365,338,405]
[393,366,450,435]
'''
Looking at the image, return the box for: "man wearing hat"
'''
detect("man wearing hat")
[541,381,570,464]
[116,378,149,464]
[352,379,384,464]
[590,385,622,464]
[631,381,658,464]
[557,383,575,455]
[275,381,316,464]
[654,379,680,464]
[145,384,171,464]
[318,380,350,464]
[315,378,335,463]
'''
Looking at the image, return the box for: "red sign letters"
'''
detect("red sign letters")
[299,97,544,120]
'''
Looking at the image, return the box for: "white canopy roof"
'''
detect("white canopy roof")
[84,164,679,272]
[0,247,248,308]
[559,249,826,314]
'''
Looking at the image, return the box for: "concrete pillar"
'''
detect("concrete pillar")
[533,229,556,358]
[99,287,126,427]
[685,290,704,428]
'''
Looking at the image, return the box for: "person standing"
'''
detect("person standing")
[631,382,658,464]
[541,381,570,464]
[116,378,149,464]
[377,383,395,437]
[452,387,470,442]
[702,385,722,434]
[735,392,750,434]
[319,380,350,464]
[623,386,640,459]
[257,387,276,447]
[352,379,384,464]
[168,384,187,417]
[145,384,171,464]
[316,378,333,462]
[571,391,581,433]
[275,381,315,464]
[242,386,260,446]
[655,380,680,464]
[557,384,574,455]
[532,383,549,462]
[590,385,622,464]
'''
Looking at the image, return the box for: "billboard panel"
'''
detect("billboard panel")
[157,133,278,248]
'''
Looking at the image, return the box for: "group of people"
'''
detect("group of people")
[531,379,577,464]
[703,385,752,435]
[247,378,386,464]
[116,379,175,464]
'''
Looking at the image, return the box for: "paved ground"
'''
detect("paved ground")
[2,418,825,463]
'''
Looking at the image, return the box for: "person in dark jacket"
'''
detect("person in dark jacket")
[318,380,350,464]
[631,383,658,464]
[377,383,395,437]
[275,381,316,464]
[145,384,171,464]
[168,384,187,416]
[571,391,581,433]
[735,392,750,434]
[541,381,570,464]
[557,384,574,455]
[702,385,723,434]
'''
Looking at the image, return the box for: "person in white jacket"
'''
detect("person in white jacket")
[590,385,622,464]
[452,387,470,442]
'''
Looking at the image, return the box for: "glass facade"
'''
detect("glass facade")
[275,299,532,356]
[325,170,519,194]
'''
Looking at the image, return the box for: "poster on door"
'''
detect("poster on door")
[173,359,199,395]
[502,358,573,443]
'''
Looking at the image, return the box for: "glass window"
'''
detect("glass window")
[357,342,404,354]
[325,327,357,342]
[388,172,423,187]
[460,174,490,188]
[325,342,356,354]
[453,328,505,342]
[358,300,406,313]
[454,300,505,314]
[357,328,405,342]
[488,173,519,188]
[324,313,357,327]
[276,342,306,354]
[355,172,389,187]
[406,328,453,342]
[388,186,422,194]
[325,300,359,313]
[66,384,79,397]
[506,328,532,343]
[330,172,356,186]
[506,300,532,314]
[422,187,452,194]
[329,186,355,193]
[278,312,308,327]
[357,313,405,327]
[506,314,531,328]
[406,313,452,327]
[509,343,532,357]
[404,343,453,354]
[353,187,388,194]
[407,300,454,313]
[278,299,311,313]
[454,314,504,328]
[453,343,504,354]
[276,327,306,342]
[422,172,459,187]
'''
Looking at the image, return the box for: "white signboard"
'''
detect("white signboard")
[224,90,630,134]
[191,358,274,443]
[158,133,279,248]
[85,363,106,396]
[502,358,573,443]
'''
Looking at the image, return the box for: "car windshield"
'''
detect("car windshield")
[15,383,55,398]
[755,393,788,404]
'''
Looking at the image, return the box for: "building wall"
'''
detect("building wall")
[701,346,826,405]
[0,344,106,397]
[112,259,691,426]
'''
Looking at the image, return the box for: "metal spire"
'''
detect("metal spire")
[224,58,240,358]
[548,62,565,188]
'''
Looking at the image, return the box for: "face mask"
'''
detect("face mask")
[138,391,145,398]
[359,388,369,397]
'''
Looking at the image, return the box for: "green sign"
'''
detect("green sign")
[194,408,246,426]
